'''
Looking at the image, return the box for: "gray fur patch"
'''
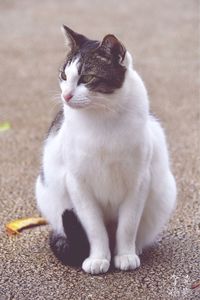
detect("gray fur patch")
[47,109,64,137]
[40,168,45,185]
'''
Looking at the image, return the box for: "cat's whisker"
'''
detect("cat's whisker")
[90,102,118,114]
[91,95,137,115]
[52,96,61,101]
[89,96,123,113]
[50,98,62,108]
[48,91,61,99]
[75,96,89,101]
[115,103,137,113]
[90,102,136,122]
[92,96,124,112]
[91,95,109,102]
[48,95,63,114]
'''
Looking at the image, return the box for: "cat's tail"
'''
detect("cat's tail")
[49,210,90,266]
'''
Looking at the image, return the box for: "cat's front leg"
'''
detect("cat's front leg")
[67,175,111,274]
[114,174,150,271]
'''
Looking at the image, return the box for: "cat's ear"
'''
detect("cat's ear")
[100,34,126,63]
[61,25,87,50]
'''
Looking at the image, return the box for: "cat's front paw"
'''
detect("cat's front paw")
[82,257,110,274]
[114,254,140,271]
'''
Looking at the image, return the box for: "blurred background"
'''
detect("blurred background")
[0,1,199,299]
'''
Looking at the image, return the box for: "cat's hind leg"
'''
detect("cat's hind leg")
[35,175,89,266]
[50,210,90,266]
[35,174,68,235]
[136,169,176,254]
[136,119,177,254]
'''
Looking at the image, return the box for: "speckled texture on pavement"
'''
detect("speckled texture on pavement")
[0,1,199,299]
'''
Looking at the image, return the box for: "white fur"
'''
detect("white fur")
[35,52,176,274]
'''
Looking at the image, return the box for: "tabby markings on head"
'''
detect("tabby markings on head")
[60,25,126,94]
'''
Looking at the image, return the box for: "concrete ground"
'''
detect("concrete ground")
[0,0,199,299]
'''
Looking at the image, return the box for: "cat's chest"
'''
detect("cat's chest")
[64,126,143,207]
[76,142,134,207]
[65,124,136,171]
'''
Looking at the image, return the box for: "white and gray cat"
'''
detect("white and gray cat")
[35,25,176,274]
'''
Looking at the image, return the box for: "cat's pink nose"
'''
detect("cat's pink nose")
[63,93,73,102]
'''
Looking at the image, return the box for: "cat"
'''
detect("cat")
[35,25,176,274]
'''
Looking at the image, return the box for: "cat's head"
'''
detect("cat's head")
[59,25,131,110]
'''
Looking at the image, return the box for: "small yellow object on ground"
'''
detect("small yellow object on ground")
[0,121,11,132]
[6,217,47,235]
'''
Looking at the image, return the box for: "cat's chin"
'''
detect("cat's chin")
[65,101,90,109]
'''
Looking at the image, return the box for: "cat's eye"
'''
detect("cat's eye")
[60,71,67,81]
[79,75,94,84]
